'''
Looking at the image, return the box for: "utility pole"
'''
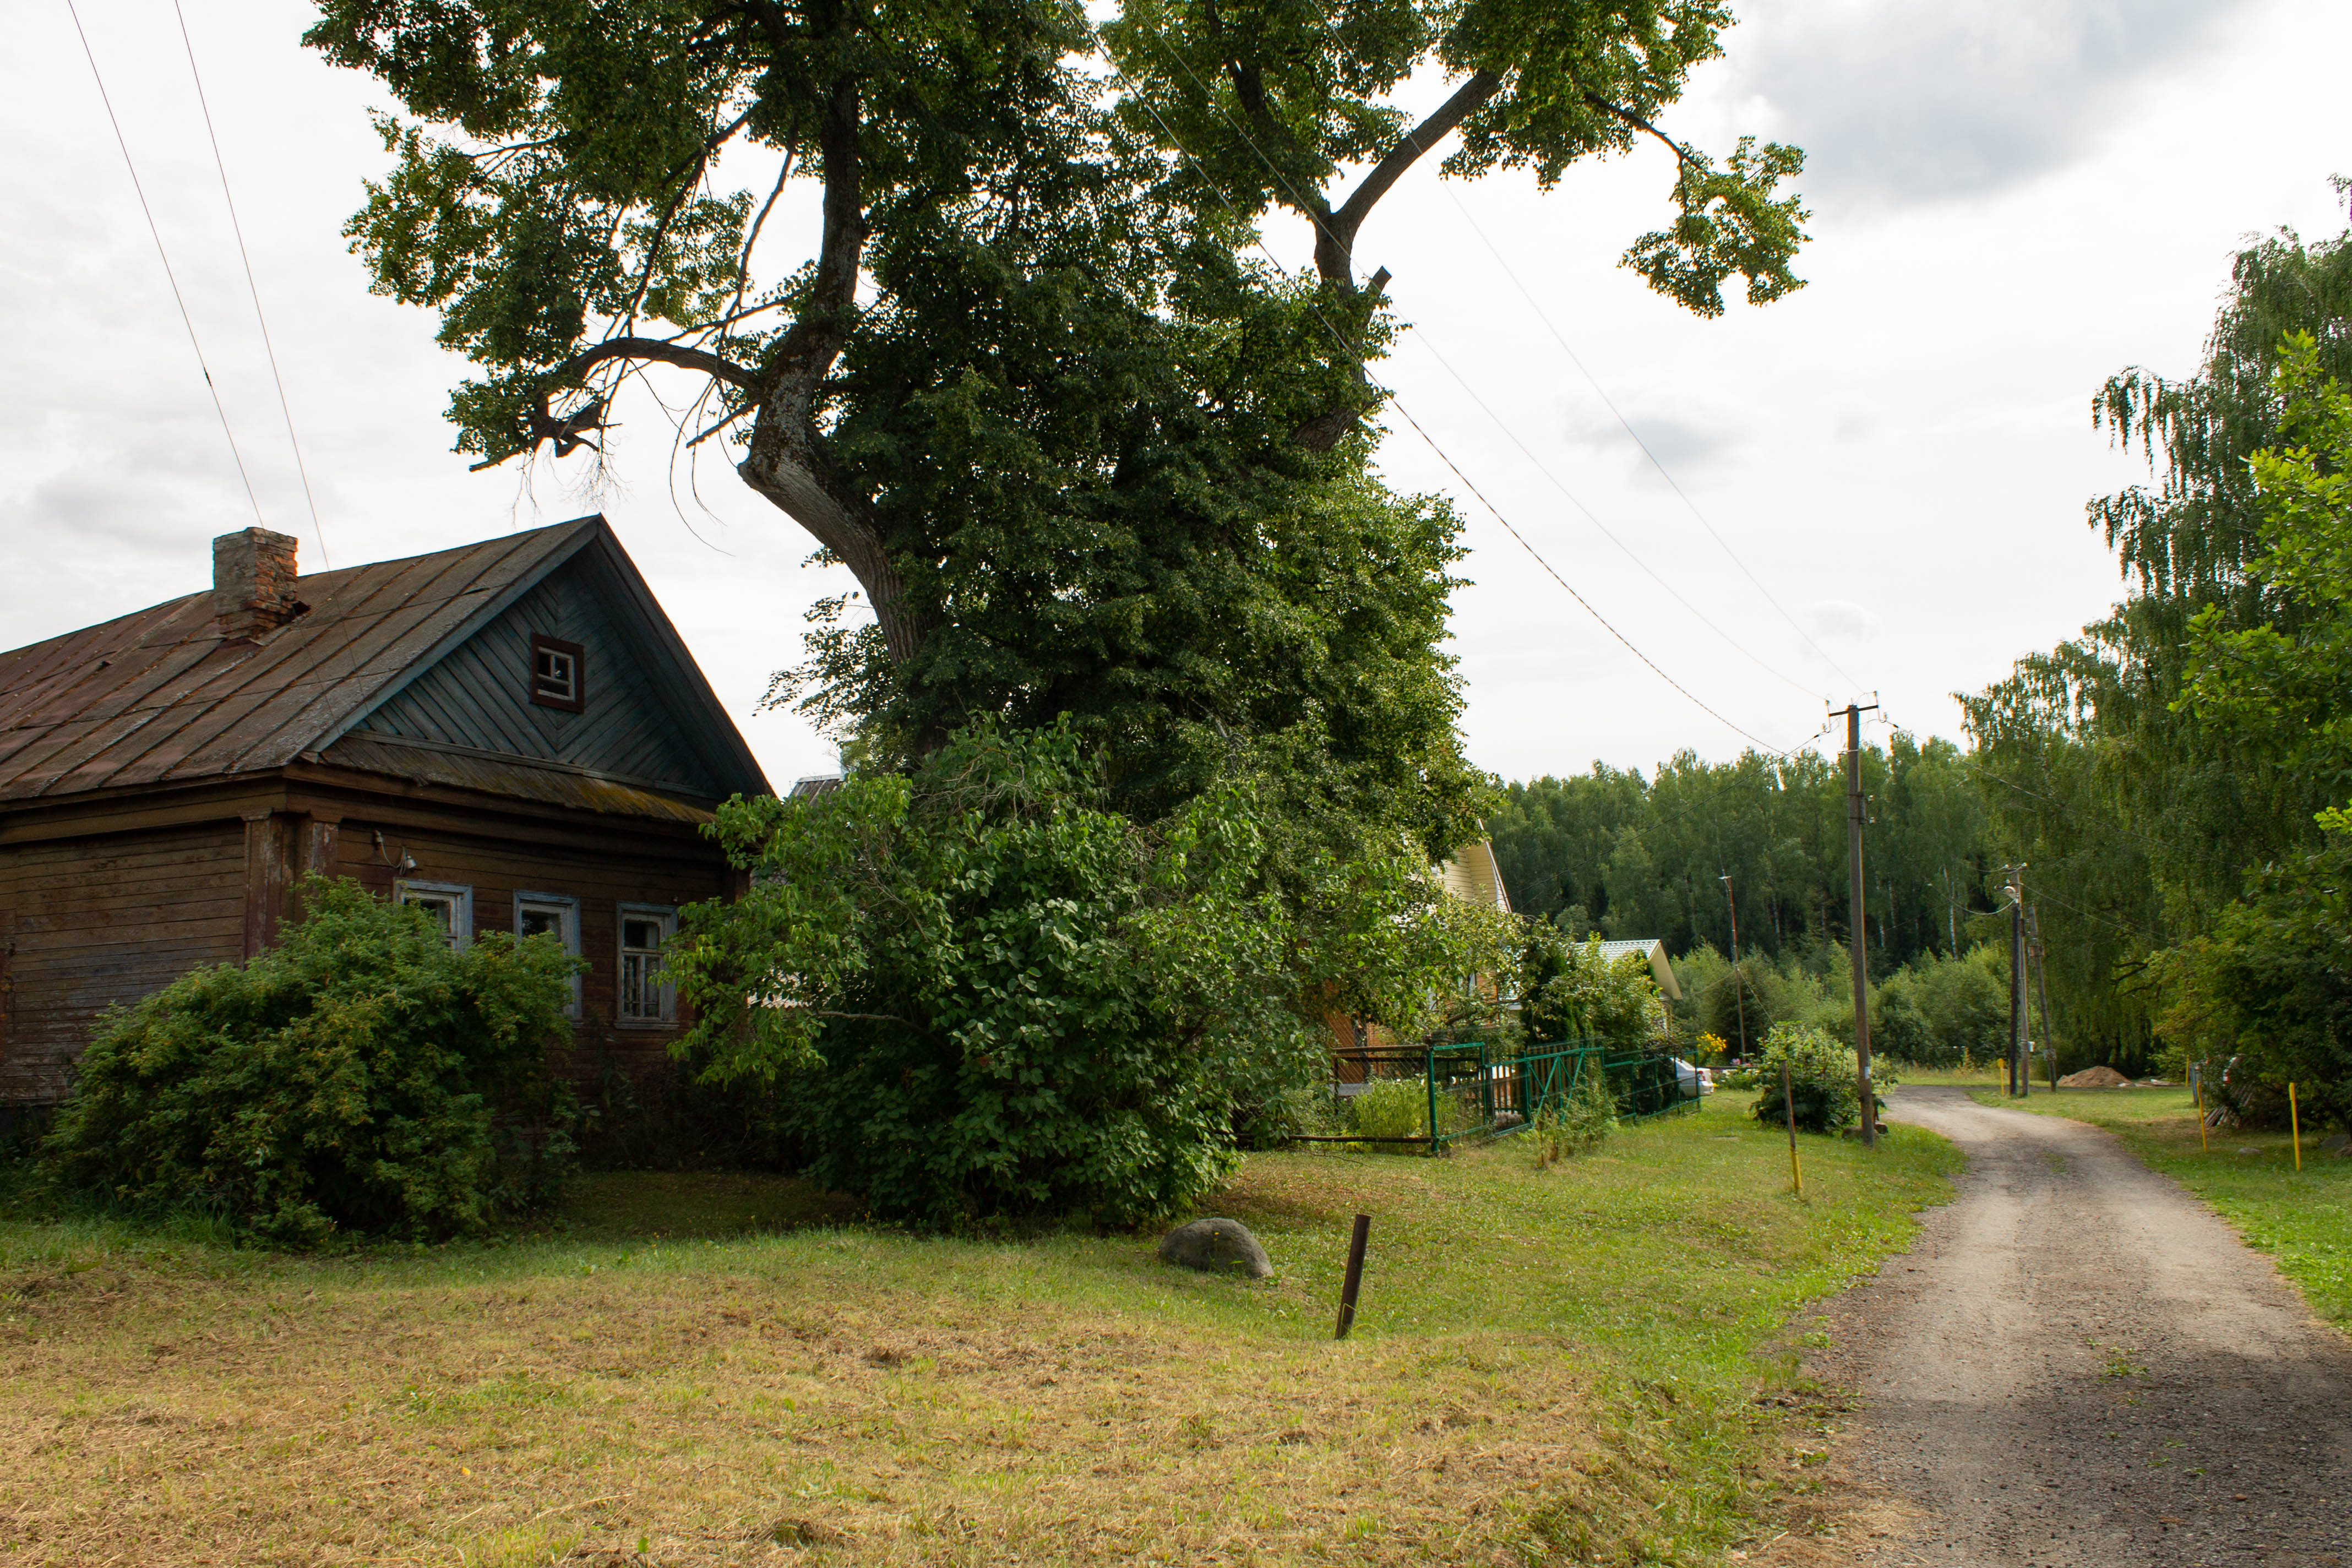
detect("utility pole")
[1834,700,1881,1146]
[1718,873,1748,1058]
[2028,903,2057,1092]
[2004,866,2028,1097]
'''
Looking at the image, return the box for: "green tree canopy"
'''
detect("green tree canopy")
[1961,210,2352,1069]
[308,0,1806,859]
[1487,733,1992,970]
[2155,337,2352,1129]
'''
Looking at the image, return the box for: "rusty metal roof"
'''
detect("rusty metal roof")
[0,516,769,811]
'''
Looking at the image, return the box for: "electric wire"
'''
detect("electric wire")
[1390,398,1796,756]
[67,0,269,532]
[172,1,329,567]
[1106,43,1808,758]
[1438,183,1863,692]
[1400,325,1823,700]
[1159,9,1861,700]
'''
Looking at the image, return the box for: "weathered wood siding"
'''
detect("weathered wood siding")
[0,790,731,1107]
[352,561,720,794]
[0,823,247,1102]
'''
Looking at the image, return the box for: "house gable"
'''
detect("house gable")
[343,548,725,797]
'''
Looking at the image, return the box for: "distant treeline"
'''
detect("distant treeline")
[1488,734,1999,974]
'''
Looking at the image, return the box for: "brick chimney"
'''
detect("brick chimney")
[212,527,302,641]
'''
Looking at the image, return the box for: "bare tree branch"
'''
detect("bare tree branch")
[563,334,762,389]
[1581,90,1702,173]
[1314,69,1501,288]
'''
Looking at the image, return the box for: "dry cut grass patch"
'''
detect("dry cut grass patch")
[0,1097,1960,1566]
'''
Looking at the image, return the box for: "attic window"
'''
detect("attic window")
[530,633,585,713]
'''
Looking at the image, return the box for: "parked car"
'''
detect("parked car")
[1670,1059,1714,1096]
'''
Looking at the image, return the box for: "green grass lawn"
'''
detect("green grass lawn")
[1965,1085,2352,1327]
[0,1095,1959,1567]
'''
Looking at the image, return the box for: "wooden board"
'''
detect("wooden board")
[351,556,721,795]
[0,821,247,1102]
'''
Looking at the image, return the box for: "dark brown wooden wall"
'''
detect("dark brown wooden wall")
[1,778,734,1107]
[326,812,728,1087]
[0,821,247,1103]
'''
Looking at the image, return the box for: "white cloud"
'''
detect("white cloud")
[1727,0,2253,207]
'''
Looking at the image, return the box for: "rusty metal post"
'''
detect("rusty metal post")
[1334,1213,1372,1340]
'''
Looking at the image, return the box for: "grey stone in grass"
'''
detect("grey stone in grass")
[2319,1133,2351,1158]
[1158,1218,1272,1280]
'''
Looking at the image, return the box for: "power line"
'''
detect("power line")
[172,1,329,568]
[68,0,269,532]
[1390,399,1797,757]
[1400,326,1824,700]
[1108,42,1808,757]
[1439,184,1863,693]
[1177,6,1860,699]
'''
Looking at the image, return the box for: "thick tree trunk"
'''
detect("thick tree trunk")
[734,70,927,667]
[737,407,924,665]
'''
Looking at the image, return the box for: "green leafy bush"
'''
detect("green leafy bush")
[41,878,582,1244]
[1348,1079,1430,1144]
[1747,1022,1892,1134]
[1521,928,1665,1047]
[673,722,1518,1224]
[1531,1065,1616,1167]
[1238,1084,1339,1149]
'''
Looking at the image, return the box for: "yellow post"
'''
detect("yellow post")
[1782,1059,1804,1200]
[2291,1082,2302,1172]
[2196,1065,2209,1153]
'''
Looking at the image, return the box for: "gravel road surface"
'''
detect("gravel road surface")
[1800,1085,2352,1568]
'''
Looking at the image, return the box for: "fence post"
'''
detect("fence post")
[1480,1038,1492,1127]
[1425,1041,1439,1157]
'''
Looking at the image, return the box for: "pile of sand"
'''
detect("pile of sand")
[2059,1064,2132,1089]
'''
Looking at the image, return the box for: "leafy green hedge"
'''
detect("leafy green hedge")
[1745,1022,1891,1135]
[42,878,581,1244]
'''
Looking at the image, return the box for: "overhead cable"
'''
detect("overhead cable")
[1107,41,1805,758]
[1400,327,1824,700]
[171,1,329,567]
[68,0,269,532]
[1440,184,1862,692]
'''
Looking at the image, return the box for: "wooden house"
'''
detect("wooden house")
[0,518,771,1109]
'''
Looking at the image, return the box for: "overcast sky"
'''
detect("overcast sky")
[6,1,2349,790]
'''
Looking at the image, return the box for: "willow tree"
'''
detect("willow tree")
[1961,209,2352,1067]
[308,0,1806,852]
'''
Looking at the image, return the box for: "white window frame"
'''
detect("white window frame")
[616,902,678,1026]
[394,880,473,951]
[514,891,582,1019]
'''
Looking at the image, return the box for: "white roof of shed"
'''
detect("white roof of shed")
[1594,938,1682,1001]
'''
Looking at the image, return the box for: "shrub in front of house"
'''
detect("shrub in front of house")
[672,721,1514,1225]
[671,723,1331,1227]
[41,877,582,1245]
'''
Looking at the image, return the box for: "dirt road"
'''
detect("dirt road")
[1804,1085,2352,1567]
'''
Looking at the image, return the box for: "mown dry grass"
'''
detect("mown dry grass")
[0,1096,1960,1567]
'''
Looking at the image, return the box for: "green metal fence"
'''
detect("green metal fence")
[1294,1036,1700,1154]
